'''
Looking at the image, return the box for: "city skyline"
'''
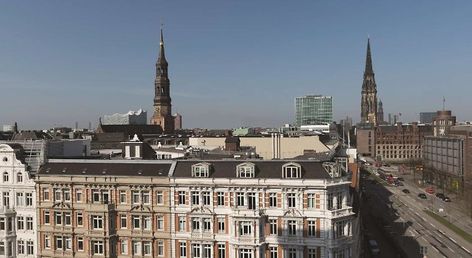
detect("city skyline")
[1,1,472,129]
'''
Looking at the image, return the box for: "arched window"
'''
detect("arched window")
[236,162,255,178]
[191,163,211,178]
[17,172,23,183]
[2,157,7,162]
[282,163,302,179]
[3,172,9,182]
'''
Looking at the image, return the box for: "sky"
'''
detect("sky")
[1,1,471,130]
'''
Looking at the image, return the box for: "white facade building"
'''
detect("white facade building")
[102,109,147,125]
[0,144,37,257]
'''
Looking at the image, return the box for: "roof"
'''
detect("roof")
[172,160,332,179]
[38,160,172,177]
[96,124,163,135]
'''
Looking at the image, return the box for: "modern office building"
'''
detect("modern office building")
[419,112,436,124]
[0,144,37,257]
[295,95,333,126]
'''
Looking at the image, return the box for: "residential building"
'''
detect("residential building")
[360,39,378,126]
[295,95,333,126]
[0,144,37,257]
[35,160,173,258]
[102,109,147,125]
[150,29,174,133]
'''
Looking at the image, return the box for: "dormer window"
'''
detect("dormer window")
[191,163,210,178]
[236,162,255,178]
[3,172,9,182]
[282,163,302,179]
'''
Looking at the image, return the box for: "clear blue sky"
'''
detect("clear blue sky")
[1,1,471,129]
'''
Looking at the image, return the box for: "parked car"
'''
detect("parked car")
[368,240,380,255]
[395,181,404,186]
[397,177,404,181]
[418,193,427,199]
[443,196,451,202]
[436,193,445,200]
[426,187,435,194]
[402,189,410,194]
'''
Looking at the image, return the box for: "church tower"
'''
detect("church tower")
[150,28,174,133]
[360,38,378,125]
[377,98,384,123]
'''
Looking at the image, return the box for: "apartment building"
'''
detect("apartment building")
[35,160,173,258]
[0,143,37,257]
[170,160,354,258]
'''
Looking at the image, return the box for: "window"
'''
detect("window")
[287,193,296,208]
[240,249,253,258]
[307,193,315,208]
[17,216,25,230]
[26,216,33,230]
[145,241,153,256]
[308,220,316,236]
[203,218,211,232]
[203,244,211,258]
[17,172,23,183]
[247,192,256,210]
[217,217,225,233]
[56,236,63,250]
[334,221,350,239]
[92,215,103,229]
[64,213,71,226]
[156,216,163,231]
[121,240,128,255]
[26,193,33,206]
[217,192,225,206]
[239,221,252,236]
[202,191,211,205]
[218,244,226,258]
[327,193,334,210]
[180,242,187,257]
[133,215,141,229]
[55,212,62,225]
[77,237,84,251]
[65,237,72,250]
[93,241,104,255]
[178,191,186,205]
[76,190,83,202]
[156,191,164,204]
[102,191,109,204]
[120,190,127,204]
[336,192,343,209]
[237,163,255,178]
[191,191,200,205]
[44,235,51,249]
[3,172,9,182]
[0,240,3,255]
[270,247,278,258]
[192,244,201,258]
[16,192,24,206]
[43,189,50,201]
[157,240,164,256]
[44,211,50,224]
[192,218,200,231]
[178,216,185,232]
[93,190,100,203]
[64,189,71,202]
[18,240,25,254]
[288,220,297,236]
[2,192,9,207]
[269,219,277,235]
[120,214,127,228]
[27,240,33,255]
[142,191,150,205]
[283,163,301,178]
[308,248,317,258]
[192,163,210,178]
[265,194,276,209]
[288,248,297,258]
[133,241,141,255]
[236,192,245,207]
[54,189,62,202]
[77,212,83,226]
[132,191,140,204]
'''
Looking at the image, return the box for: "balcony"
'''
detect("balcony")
[84,202,115,212]
[327,207,354,219]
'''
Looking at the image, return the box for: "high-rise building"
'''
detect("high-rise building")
[360,39,378,125]
[150,29,174,134]
[377,99,384,123]
[295,95,333,126]
[419,112,436,124]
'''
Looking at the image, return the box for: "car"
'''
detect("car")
[395,181,404,186]
[436,193,445,199]
[418,193,427,199]
[402,189,410,194]
[443,196,451,202]
[368,240,380,255]
[397,177,404,181]
[426,187,435,194]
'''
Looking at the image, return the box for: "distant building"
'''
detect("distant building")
[102,109,147,125]
[433,110,456,136]
[419,112,436,124]
[295,95,333,126]
[47,139,91,158]
[232,127,256,136]
[174,113,182,130]
[377,99,384,123]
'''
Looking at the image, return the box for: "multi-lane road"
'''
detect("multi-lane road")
[362,165,472,257]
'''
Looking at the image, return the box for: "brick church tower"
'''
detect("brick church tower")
[150,29,175,133]
[360,38,378,125]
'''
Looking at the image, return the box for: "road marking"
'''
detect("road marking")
[449,237,458,244]
[438,229,446,235]
[463,247,471,254]
[429,222,437,229]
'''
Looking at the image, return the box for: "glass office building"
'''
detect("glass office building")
[295,95,333,126]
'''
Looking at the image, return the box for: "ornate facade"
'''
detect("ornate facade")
[360,39,378,126]
[150,29,174,134]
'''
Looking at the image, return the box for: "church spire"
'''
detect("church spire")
[158,27,167,65]
[365,38,374,76]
